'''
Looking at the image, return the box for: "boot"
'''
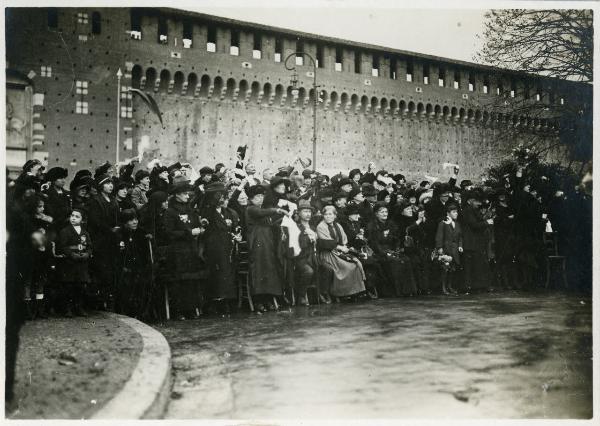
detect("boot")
[35,298,48,319]
[25,300,35,320]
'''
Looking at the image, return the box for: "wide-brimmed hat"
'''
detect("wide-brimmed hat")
[23,159,42,172]
[446,202,460,212]
[167,162,182,174]
[344,204,361,216]
[134,169,150,183]
[205,182,227,193]
[45,167,68,183]
[302,168,315,179]
[338,177,353,188]
[94,161,112,179]
[199,166,214,175]
[120,208,138,224]
[464,188,484,202]
[270,175,291,189]
[348,188,362,200]
[247,184,266,199]
[94,174,112,188]
[169,175,193,194]
[348,168,362,180]
[362,184,378,197]
[297,199,315,212]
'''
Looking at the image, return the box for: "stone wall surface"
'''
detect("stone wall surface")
[6,7,577,180]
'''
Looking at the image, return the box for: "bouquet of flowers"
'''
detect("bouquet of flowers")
[431,250,455,271]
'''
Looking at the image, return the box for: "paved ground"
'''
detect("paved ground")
[156,291,592,419]
[9,312,143,419]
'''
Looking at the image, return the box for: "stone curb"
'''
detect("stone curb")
[91,313,172,419]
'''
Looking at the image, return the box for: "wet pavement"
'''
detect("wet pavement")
[155,291,592,419]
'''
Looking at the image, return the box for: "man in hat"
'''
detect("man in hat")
[43,167,71,234]
[461,189,493,292]
[131,170,151,210]
[294,199,318,306]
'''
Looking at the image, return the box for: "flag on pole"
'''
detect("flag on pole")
[128,88,163,126]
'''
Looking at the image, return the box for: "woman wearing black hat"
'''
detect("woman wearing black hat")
[43,167,71,235]
[245,184,288,312]
[149,165,170,196]
[115,180,136,212]
[198,182,241,314]
[87,174,120,309]
[163,176,206,320]
[461,189,493,292]
[366,202,417,297]
[435,203,463,295]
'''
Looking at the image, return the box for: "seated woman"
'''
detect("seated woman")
[366,202,417,297]
[316,205,366,300]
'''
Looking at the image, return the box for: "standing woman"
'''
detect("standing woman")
[199,182,241,315]
[366,202,417,297]
[163,176,206,320]
[245,184,288,312]
[461,189,493,292]
[316,205,366,300]
[87,174,120,309]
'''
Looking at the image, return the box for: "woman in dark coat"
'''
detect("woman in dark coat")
[198,182,241,314]
[493,189,517,289]
[115,209,152,319]
[245,184,287,312]
[87,174,119,308]
[435,203,463,294]
[405,206,432,294]
[163,176,206,320]
[139,191,169,246]
[461,190,493,291]
[366,202,416,296]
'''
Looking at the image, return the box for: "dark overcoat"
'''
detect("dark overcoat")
[56,224,92,283]
[435,220,463,266]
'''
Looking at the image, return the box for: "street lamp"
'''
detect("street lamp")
[284,52,318,170]
[116,68,123,166]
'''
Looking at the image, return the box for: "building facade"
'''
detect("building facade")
[5,7,588,179]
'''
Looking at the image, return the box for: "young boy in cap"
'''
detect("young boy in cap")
[56,209,92,317]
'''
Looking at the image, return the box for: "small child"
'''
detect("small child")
[56,209,92,317]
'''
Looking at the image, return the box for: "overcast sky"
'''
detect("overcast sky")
[190,5,488,64]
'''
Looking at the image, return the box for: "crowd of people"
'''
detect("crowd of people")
[5,154,592,324]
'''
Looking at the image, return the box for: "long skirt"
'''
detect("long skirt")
[205,239,237,300]
[318,251,366,297]
[248,225,283,296]
[379,255,417,296]
[463,249,492,289]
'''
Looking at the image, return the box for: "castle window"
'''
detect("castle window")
[468,74,475,92]
[316,44,324,68]
[422,63,429,84]
[91,12,101,34]
[483,77,489,94]
[354,51,361,74]
[76,80,88,95]
[253,33,262,59]
[120,86,133,118]
[157,16,168,44]
[183,20,193,48]
[390,57,397,80]
[207,26,216,52]
[406,61,413,82]
[75,101,88,114]
[41,66,52,77]
[335,47,343,72]
[230,30,240,55]
[438,68,445,87]
[296,40,304,66]
[47,8,58,28]
[453,71,460,89]
[77,12,88,25]
[372,55,380,77]
[130,9,142,39]
[274,38,282,62]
